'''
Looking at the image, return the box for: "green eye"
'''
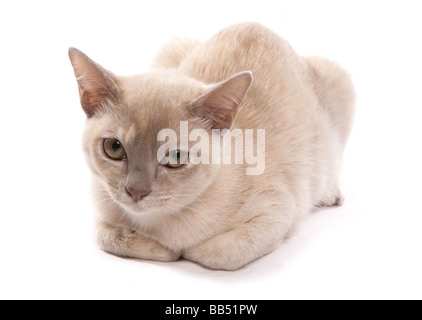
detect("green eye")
[103,138,127,160]
[162,150,188,168]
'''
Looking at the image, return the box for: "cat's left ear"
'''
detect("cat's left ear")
[68,48,118,118]
[190,71,253,130]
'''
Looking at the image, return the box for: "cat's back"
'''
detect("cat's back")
[177,23,354,159]
[179,23,311,132]
[179,22,302,86]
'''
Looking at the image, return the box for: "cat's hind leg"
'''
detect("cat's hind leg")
[306,56,355,145]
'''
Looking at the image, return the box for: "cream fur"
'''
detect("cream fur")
[70,23,355,270]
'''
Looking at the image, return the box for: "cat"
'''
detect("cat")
[69,22,355,271]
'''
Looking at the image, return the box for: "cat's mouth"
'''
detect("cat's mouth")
[119,194,176,216]
[108,186,173,215]
[121,200,149,215]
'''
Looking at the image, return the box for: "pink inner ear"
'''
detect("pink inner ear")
[69,48,118,117]
[191,71,253,130]
[79,85,112,116]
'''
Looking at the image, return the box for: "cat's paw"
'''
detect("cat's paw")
[97,223,180,262]
[123,230,181,262]
[317,189,344,207]
[333,194,345,206]
[183,240,247,271]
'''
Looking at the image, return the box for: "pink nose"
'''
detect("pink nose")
[125,187,151,202]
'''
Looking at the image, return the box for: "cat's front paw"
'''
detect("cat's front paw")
[183,241,247,271]
[97,222,180,262]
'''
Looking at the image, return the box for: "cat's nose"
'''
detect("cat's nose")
[125,186,151,202]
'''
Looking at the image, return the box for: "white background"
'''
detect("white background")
[1,0,421,300]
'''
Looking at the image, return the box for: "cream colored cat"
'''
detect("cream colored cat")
[69,23,354,270]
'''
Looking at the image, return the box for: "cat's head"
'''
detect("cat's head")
[69,48,252,216]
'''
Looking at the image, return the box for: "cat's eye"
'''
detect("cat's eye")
[161,150,188,168]
[103,138,127,160]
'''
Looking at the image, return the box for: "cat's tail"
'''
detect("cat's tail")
[306,57,356,145]
[151,37,200,70]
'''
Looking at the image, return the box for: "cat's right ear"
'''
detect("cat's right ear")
[190,71,253,130]
[68,48,118,118]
